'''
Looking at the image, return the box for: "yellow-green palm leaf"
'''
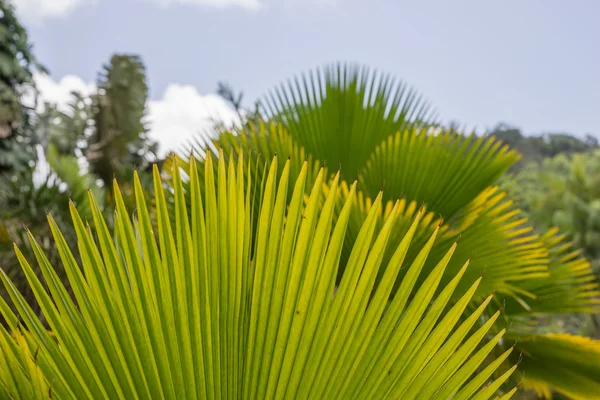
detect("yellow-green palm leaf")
[511,333,600,400]
[331,182,549,302]
[504,227,600,314]
[0,153,516,399]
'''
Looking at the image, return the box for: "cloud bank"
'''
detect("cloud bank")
[147,84,240,156]
[33,73,239,157]
[10,0,94,24]
[10,0,261,25]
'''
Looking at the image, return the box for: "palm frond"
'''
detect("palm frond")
[510,333,600,400]
[0,153,516,399]
[504,227,600,314]
[188,122,546,304]
[262,63,437,178]
[214,120,323,185]
[0,167,77,324]
[0,328,50,398]
[332,182,549,302]
[431,186,549,298]
[360,129,520,215]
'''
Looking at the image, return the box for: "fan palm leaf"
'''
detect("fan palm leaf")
[510,333,600,400]
[504,227,600,314]
[263,63,437,178]
[331,181,549,301]
[183,125,548,310]
[178,62,600,398]
[360,129,519,215]
[0,153,516,399]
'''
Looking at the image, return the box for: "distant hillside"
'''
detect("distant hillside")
[487,123,599,171]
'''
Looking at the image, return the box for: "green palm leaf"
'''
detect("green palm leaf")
[0,153,516,399]
[197,122,545,299]
[504,227,600,314]
[181,62,600,399]
[0,328,51,399]
[511,333,600,400]
[360,129,520,216]
[263,63,437,178]
[331,182,549,301]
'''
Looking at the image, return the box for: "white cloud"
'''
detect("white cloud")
[30,73,96,112]
[32,74,239,157]
[150,0,263,10]
[148,84,240,156]
[10,0,93,24]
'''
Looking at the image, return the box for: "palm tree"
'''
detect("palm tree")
[0,153,518,398]
[87,54,157,188]
[191,63,600,398]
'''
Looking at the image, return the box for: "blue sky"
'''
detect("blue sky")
[13,0,600,153]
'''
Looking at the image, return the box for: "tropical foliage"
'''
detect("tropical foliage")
[0,0,46,173]
[87,54,156,188]
[512,333,600,399]
[0,7,598,396]
[0,154,518,399]
[489,124,599,172]
[504,150,600,342]
[507,150,600,269]
[187,64,600,399]
[0,52,157,326]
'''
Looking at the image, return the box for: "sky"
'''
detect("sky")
[11,0,600,155]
